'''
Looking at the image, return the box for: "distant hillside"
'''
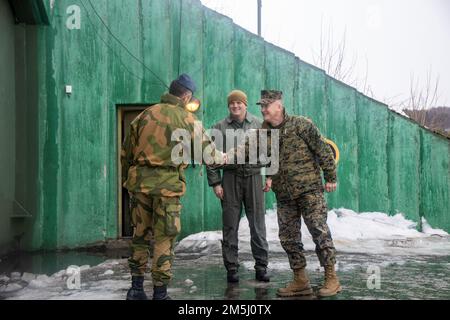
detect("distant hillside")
[403,107,450,136]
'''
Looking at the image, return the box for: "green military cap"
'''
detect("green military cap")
[256,90,283,105]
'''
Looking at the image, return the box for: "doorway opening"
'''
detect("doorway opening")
[117,105,150,238]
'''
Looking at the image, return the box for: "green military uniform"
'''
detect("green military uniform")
[121,93,217,286]
[206,112,269,273]
[263,113,337,269]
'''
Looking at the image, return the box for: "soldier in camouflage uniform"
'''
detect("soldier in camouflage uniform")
[258,90,342,297]
[121,74,224,300]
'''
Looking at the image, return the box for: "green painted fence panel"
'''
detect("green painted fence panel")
[420,129,450,231]
[326,78,359,211]
[58,0,109,247]
[202,8,234,231]
[170,0,182,81]
[297,61,328,134]
[104,0,144,102]
[264,44,296,114]
[388,114,420,221]
[234,28,265,117]
[178,0,205,238]
[357,96,389,213]
[141,0,174,101]
[264,45,297,208]
[39,5,65,249]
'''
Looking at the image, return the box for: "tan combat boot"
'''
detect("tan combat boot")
[318,265,342,297]
[277,268,313,297]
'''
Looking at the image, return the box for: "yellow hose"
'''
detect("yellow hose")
[324,138,340,164]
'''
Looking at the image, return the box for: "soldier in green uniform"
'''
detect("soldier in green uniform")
[121,74,224,300]
[206,90,269,283]
[258,90,342,297]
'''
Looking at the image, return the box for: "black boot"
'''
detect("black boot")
[255,269,270,282]
[153,285,171,300]
[126,276,148,300]
[227,270,239,283]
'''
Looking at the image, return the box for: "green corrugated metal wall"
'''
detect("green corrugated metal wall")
[326,79,359,211]
[20,0,449,250]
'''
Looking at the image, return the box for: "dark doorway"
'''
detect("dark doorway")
[118,106,149,238]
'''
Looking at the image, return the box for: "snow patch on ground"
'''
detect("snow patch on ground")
[176,208,449,256]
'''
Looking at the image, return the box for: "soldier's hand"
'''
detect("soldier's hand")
[263,178,272,192]
[213,185,224,200]
[325,182,337,193]
[222,152,229,165]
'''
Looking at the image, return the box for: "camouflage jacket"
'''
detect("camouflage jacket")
[121,93,218,197]
[206,112,263,186]
[263,114,337,200]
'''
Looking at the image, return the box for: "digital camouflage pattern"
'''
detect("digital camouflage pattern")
[121,93,218,197]
[263,114,336,200]
[262,113,337,268]
[127,192,181,286]
[277,192,336,268]
[256,89,283,105]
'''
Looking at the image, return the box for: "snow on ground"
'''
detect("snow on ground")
[0,260,131,300]
[176,208,450,256]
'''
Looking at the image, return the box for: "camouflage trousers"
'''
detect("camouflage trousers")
[277,191,336,269]
[128,192,181,286]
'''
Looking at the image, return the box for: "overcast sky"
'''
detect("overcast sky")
[201,0,450,108]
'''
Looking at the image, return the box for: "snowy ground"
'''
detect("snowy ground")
[178,208,450,256]
[1,209,450,300]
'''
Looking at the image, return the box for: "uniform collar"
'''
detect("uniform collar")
[226,111,252,124]
[160,93,186,109]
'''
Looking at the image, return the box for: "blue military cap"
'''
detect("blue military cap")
[175,73,197,93]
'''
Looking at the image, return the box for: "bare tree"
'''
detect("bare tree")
[311,19,373,97]
[399,68,443,129]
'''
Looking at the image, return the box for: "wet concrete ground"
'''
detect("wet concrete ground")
[171,251,450,300]
[1,248,450,300]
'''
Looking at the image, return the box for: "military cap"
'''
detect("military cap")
[175,73,197,93]
[256,90,283,105]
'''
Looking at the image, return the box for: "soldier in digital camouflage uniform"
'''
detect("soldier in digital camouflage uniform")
[258,90,342,297]
[121,74,224,300]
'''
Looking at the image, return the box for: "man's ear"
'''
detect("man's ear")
[182,92,191,103]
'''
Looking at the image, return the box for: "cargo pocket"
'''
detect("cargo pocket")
[164,203,181,237]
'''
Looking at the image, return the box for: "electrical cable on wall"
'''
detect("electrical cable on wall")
[85,0,169,89]
[79,0,145,82]
[82,0,238,90]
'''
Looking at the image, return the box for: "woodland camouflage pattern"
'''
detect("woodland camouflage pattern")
[122,93,219,285]
[121,93,217,197]
[127,193,181,285]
